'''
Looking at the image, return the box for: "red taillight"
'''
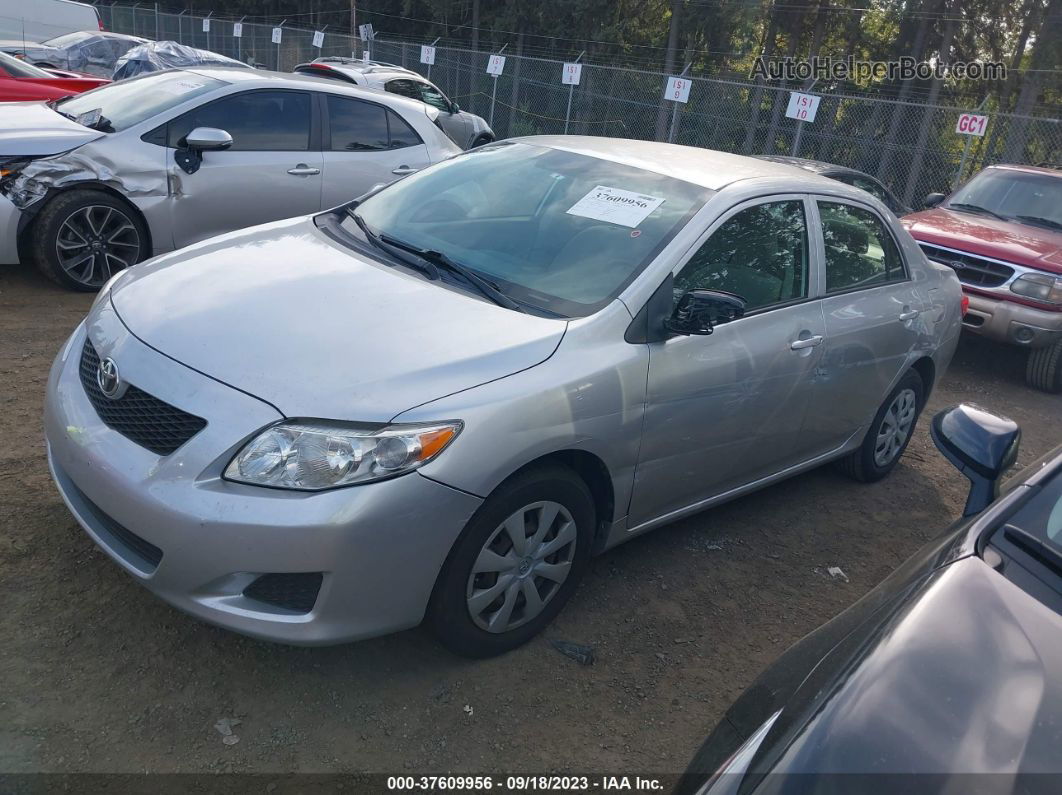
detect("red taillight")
[98,16,105,30]
[961,295,970,316]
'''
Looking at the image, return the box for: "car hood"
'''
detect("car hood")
[902,207,1062,275]
[109,216,567,421]
[749,556,1062,777]
[0,100,102,156]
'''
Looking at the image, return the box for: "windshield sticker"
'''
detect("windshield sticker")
[160,79,207,95]
[566,186,666,228]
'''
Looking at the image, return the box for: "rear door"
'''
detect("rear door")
[318,92,431,209]
[802,197,928,453]
[628,196,827,527]
[166,89,322,248]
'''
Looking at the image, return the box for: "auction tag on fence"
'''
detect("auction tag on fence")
[486,54,506,76]
[785,91,820,122]
[271,27,283,44]
[359,23,374,40]
[232,22,243,38]
[202,18,210,32]
[567,186,665,228]
[562,63,582,85]
[420,45,436,65]
[664,75,691,103]
[955,113,988,136]
[312,30,325,48]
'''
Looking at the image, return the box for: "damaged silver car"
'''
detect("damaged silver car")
[0,66,461,290]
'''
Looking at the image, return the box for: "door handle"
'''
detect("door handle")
[391,165,419,175]
[898,309,921,321]
[287,164,321,176]
[789,335,824,350]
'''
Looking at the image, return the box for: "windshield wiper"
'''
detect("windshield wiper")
[380,236,527,313]
[346,209,440,280]
[949,202,1011,222]
[1014,215,1062,231]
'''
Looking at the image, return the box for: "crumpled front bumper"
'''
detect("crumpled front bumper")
[963,291,1062,348]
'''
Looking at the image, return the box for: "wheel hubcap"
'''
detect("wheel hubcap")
[874,388,917,467]
[55,205,140,288]
[466,500,577,634]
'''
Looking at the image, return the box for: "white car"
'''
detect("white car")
[295,58,495,150]
[0,67,461,289]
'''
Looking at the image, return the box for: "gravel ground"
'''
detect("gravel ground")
[1,260,1059,777]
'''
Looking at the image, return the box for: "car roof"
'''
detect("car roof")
[309,58,420,77]
[182,66,433,115]
[985,163,1062,178]
[756,154,870,180]
[514,136,849,192]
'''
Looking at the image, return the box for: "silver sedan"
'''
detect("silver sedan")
[0,67,461,289]
[44,138,963,657]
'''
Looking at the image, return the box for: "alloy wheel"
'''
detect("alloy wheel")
[55,205,141,288]
[874,387,917,467]
[466,500,577,634]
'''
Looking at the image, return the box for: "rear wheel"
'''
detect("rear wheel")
[837,369,924,483]
[426,464,595,658]
[1026,341,1062,393]
[29,190,149,292]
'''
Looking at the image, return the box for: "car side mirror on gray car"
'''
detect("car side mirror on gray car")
[923,192,946,208]
[931,404,1021,517]
[175,127,234,175]
[665,289,747,336]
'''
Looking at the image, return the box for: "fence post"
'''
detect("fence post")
[488,44,508,128]
[667,63,692,144]
[154,3,159,41]
[564,51,585,135]
[791,79,818,157]
[275,19,287,71]
[177,10,185,44]
[427,36,440,81]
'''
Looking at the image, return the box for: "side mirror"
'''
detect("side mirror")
[923,192,946,209]
[175,127,233,175]
[450,102,460,113]
[931,404,1020,517]
[185,127,233,151]
[665,289,746,336]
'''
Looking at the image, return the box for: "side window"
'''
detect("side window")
[414,81,451,112]
[819,201,906,293]
[849,176,890,205]
[386,109,423,149]
[167,91,311,151]
[385,79,421,101]
[675,200,809,312]
[327,95,389,151]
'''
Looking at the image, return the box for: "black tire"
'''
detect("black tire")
[836,369,925,483]
[29,189,150,292]
[426,464,595,658]
[1026,341,1062,393]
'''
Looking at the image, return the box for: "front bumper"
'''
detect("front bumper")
[0,193,21,265]
[44,306,482,645]
[961,291,1062,349]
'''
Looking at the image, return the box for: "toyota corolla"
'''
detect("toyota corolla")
[44,137,963,657]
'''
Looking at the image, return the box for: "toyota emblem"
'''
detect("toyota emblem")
[97,357,121,399]
[948,259,966,271]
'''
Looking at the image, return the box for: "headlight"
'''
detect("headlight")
[224,420,462,491]
[1010,272,1062,305]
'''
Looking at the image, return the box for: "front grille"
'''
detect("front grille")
[79,340,207,456]
[243,573,323,614]
[919,244,1015,288]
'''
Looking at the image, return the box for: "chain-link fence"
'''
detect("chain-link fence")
[97,4,1061,205]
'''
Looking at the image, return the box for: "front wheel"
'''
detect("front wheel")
[30,190,149,292]
[837,369,924,483]
[1026,340,1062,393]
[426,464,595,658]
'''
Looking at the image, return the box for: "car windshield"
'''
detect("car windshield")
[54,71,224,132]
[947,169,1062,229]
[344,142,711,317]
[42,32,91,48]
[0,51,52,77]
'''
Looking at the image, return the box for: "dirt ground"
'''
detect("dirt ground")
[1,259,1059,777]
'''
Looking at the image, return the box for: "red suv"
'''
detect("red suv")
[901,164,1062,392]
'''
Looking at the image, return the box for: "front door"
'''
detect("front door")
[167,89,322,248]
[319,93,432,209]
[628,196,827,528]
[802,198,929,454]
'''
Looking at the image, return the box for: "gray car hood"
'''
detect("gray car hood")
[110,217,567,421]
[0,101,103,156]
